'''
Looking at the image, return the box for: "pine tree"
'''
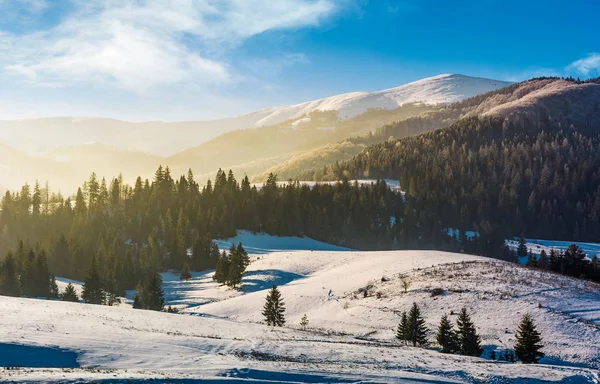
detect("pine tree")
[143,273,165,311]
[226,242,249,288]
[396,311,409,345]
[515,314,544,364]
[456,307,482,356]
[180,261,191,280]
[435,313,458,353]
[407,302,428,347]
[61,283,79,302]
[538,250,548,269]
[0,252,20,297]
[262,285,286,326]
[300,314,309,330]
[82,257,104,304]
[213,250,230,284]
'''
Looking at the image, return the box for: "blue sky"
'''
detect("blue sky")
[0,0,598,121]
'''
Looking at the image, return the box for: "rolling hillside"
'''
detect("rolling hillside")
[0,232,598,382]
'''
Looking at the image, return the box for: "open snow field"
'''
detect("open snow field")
[1,232,600,383]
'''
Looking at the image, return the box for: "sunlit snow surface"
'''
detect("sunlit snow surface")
[1,231,599,383]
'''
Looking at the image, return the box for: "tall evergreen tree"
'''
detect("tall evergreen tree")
[456,307,482,356]
[0,252,20,297]
[435,314,458,353]
[396,311,409,345]
[82,257,104,304]
[407,302,428,347]
[514,314,544,364]
[142,273,165,311]
[262,285,286,326]
[213,251,230,284]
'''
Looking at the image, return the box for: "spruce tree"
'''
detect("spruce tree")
[407,302,428,347]
[0,252,20,297]
[456,307,482,356]
[213,251,229,284]
[82,257,104,304]
[435,313,458,353]
[515,314,544,364]
[396,311,409,345]
[143,273,165,311]
[262,285,286,326]
[61,283,79,302]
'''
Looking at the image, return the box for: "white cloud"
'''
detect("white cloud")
[567,53,600,76]
[0,0,342,92]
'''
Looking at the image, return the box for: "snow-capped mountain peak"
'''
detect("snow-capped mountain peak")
[254,74,512,127]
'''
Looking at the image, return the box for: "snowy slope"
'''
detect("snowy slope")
[255,74,512,127]
[1,233,599,383]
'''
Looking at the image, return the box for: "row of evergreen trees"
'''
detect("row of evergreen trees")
[0,168,407,295]
[397,305,482,356]
[522,242,600,281]
[0,243,58,299]
[396,303,544,364]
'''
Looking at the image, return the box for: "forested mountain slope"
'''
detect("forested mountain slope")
[307,78,600,244]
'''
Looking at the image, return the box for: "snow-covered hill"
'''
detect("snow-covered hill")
[1,232,599,383]
[255,74,512,127]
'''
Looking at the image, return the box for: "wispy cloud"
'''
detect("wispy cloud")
[0,0,343,92]
[567,53,600,76]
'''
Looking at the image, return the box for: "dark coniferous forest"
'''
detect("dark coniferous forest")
[0,168,409,297]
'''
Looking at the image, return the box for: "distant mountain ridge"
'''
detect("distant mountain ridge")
[252,74,513,127]
[0,74,512,193]
[0,74,510,157]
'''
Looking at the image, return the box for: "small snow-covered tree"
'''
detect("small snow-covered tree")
[300,314,309,330]
[401,277,411,294]
[515,314,544,364]
[262,285,286,326]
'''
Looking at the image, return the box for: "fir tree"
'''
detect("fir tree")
[396,311,409,345]
[82,257,104,304]
[262,285,286,326]
[143,273,165,311]
[407,302,428,347]
[538,250,548,269]
[61,283,79,302]
[213,251,230,284]
[0,252,20,297]
[514,314,544,364]
[456,307,482,356]
[132,292,143,309]
[435,313,458,353]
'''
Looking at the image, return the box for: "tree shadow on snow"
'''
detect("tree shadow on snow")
[241,269,305,293]
[0,343,79,368]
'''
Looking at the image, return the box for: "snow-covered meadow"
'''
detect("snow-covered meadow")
[1,232,599,383]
